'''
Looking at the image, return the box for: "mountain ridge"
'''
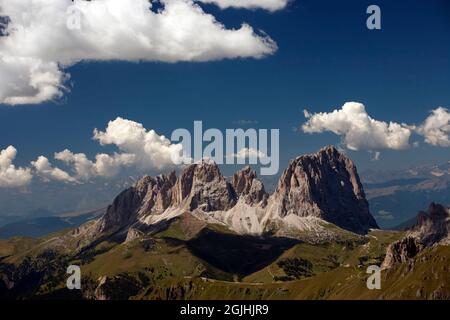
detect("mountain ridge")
[86,146,378,245]
[382,202,450,269]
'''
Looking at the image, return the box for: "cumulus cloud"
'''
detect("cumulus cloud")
[414,107,450,147]
[92,153,137,178]
[229,147,267,159]
[52,149,136,181]
[198,0,289,11]
[0,0,277,105]
[93,117,186,170]
[32,117,185,183]
[0,146,33,188]
[31,156,76,183]
[302,102,412,151]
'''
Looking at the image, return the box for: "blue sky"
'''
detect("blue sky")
[1,0,449,181]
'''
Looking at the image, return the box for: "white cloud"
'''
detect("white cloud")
[0,0,277,105]
[302,102,412,151]
[414,107,450,147]
[54,150,95,182]
[93,117,186,170]
[52,149,136,181]
[33,117,185,183]
[92,153,136,178]
[230,147,267,159]
[198,0,289,11]
[0,57,67,105]
[0,118,186,186]
[31,155,76,183]
[0,146,32,188]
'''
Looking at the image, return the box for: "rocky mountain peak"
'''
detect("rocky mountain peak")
[381,236,423,270]
[138,172,177,216]
[232,166,268,206]
[232,166,256,194]
[382,202,449,269]
[96,146,379,238]
[412,202,449,246]
[98,187,142,233]
[271,145,378,234]
[172,161,237,212]
[416,202,448,225]
[98,171,177,233]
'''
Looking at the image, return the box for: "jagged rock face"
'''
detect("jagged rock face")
[125,228,144,243]
[173,161,237,212]
[381,237,423,270]
[232,166,268,206]
[98,162,238,234]
[270,146,378,234]
[99,187,144,233]
[99,172,176,233]
[382,203,449,269]
[172,164,196,203]
[97,146,378,239]
[412,203,449,246]
[138,172,176,215]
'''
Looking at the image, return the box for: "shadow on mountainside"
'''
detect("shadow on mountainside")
[185,228,300,277]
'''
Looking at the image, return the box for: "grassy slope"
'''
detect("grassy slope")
[138,229,415,300]
[139,244,449,300]
[0,226,82,265]
[2,215,449,300]
[0,237,41,260]
[81,238,232,281]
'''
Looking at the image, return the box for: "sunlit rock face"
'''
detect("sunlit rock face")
[96,146,379,239]
[268,146,378,234]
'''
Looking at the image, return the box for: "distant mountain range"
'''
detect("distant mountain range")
[361,162,450,229]
[0,175,134,223]
[0,208,105,239]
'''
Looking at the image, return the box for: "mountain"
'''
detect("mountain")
[0,209,55,228]
[267,146,377,234]
[362,162,450,229]
[0,208,105,239]
[382,203,449,269]
[86,146,377,245]
[0,175,136,222]
[362,162,450,184]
